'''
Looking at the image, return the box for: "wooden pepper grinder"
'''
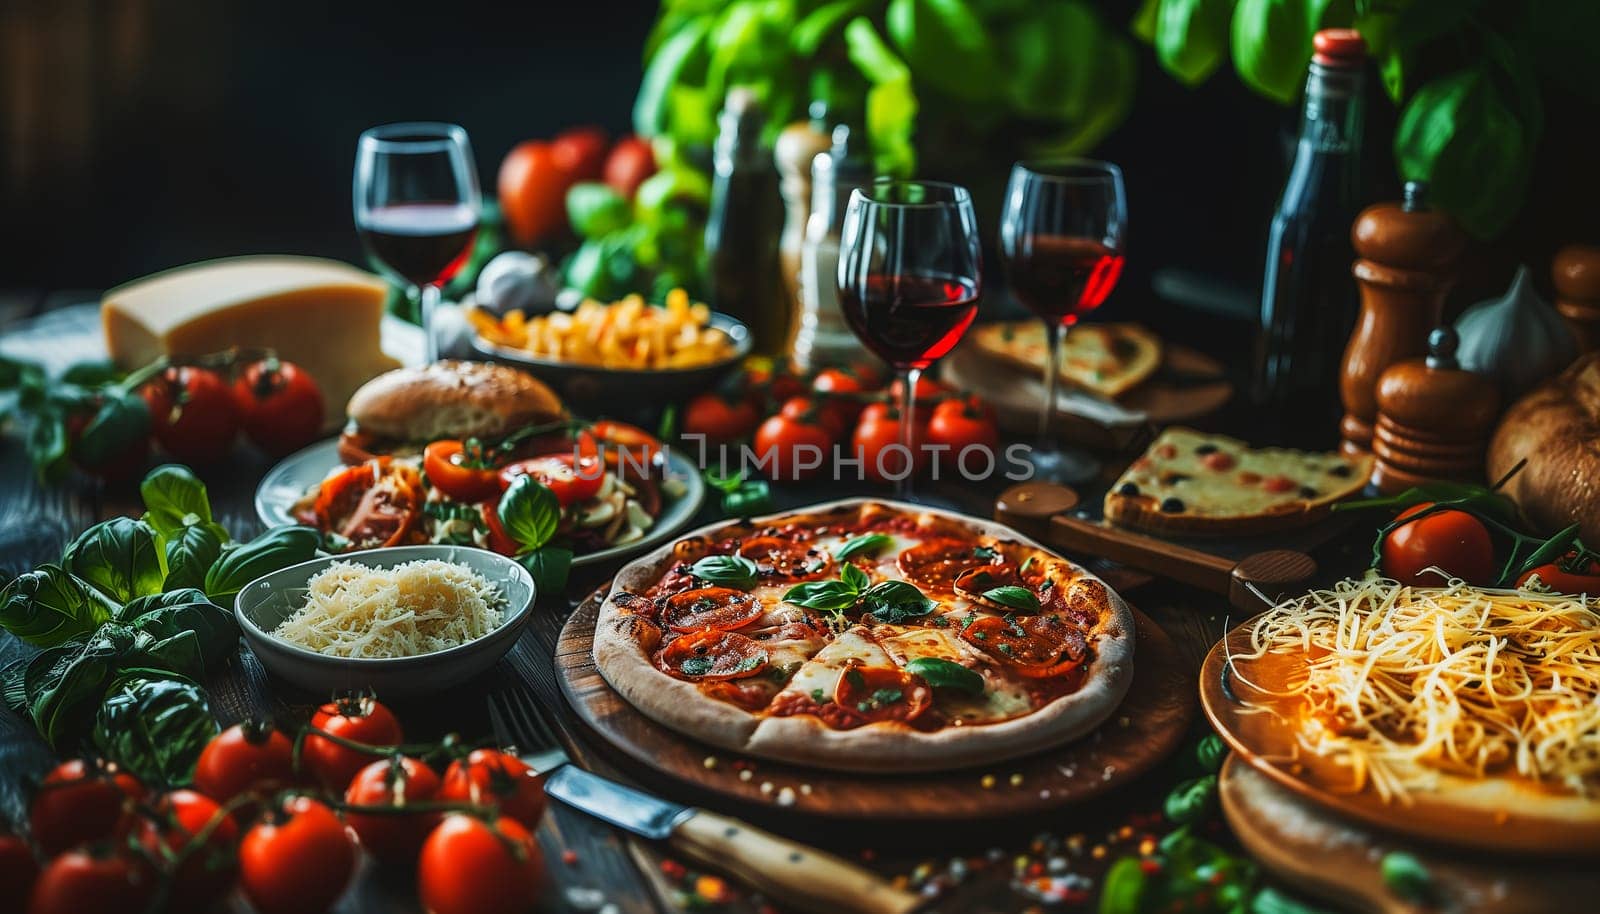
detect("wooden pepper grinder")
[1371,327,1500,493]
[1338,182,1467,456]
[775,109,834,348]
[1553,243,1600,354]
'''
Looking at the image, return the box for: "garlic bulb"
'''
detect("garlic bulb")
[1454,265,1576,399]
[475,251,559,316]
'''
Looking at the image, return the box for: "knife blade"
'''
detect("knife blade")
[546,767,924,914]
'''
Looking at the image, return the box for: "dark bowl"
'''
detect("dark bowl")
[469,311,751,416]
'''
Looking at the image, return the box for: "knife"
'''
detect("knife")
[545,766,924,914]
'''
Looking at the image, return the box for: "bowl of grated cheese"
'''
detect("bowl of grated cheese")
[234,546,536,698]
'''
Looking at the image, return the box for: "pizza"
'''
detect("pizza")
[972,321,1162,398]
[593,499,1135,772]
[1104,428,1374,537]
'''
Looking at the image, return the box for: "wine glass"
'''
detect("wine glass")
[838,180,982,500]
[354,122,481,362]
[999,159,1127,483]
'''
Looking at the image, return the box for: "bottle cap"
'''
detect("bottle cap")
[1313,29,1366,66]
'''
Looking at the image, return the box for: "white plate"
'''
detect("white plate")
[254,438,706,569]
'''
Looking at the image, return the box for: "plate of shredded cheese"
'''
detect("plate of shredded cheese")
[1201,575,1600,857]
[234,546,536,698]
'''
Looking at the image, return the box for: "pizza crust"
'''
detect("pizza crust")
[592,498,1135,773]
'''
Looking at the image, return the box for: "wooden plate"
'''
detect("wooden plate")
[1200,624,1600,858]
[1219,756,1594,914]
[556,587,1195,822]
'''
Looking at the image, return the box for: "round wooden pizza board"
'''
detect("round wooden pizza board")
[1201,626,1600,858]
[556,586,1195,822]
[1219,755,1597,913]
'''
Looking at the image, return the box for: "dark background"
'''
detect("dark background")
[4,0,1592,324]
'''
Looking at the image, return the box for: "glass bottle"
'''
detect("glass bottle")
[794,123,874,372]
[705,88,790,356]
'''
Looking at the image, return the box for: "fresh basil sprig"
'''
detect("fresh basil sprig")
[783,565,933,623]
[497,475,561,554]
[690,555,759,589]
[860,580,933,623]
[981,585,1040,613]
[904,656,983,694]
[704,469,774,518]
[834,533,893,562]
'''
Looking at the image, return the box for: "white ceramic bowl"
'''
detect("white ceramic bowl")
[234,546,536,699]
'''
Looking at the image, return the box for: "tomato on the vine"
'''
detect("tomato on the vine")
[1515,551,1600,594]
[344,756,442,864]
[302,694,404,791]
[136,789,239,914]
[438,749,547,832]
[233,359,323,456]
[1380,503,1495,586]
[684,392,759,443]
[193,720,296,805]
[753,401,835,482]
[141,365,239,463]
[240,796,356,914]
[417,814,546,914]
[811,367,869,427]
[926,395,999,469]
[28,759,143,856]
[424,439,504,503]
[852,403,925,485]
[26,847,151,914]
[889,374,950,404]
[780,395,847,440]
[499,454,603,507]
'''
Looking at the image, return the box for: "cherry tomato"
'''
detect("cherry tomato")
[232,358,324,456]
[479,500,522,555]
[302,694,404,791]
[344,757,442,864]
[424,439,504,503]
[753,407,835,482]
[550,125,609,183]
[851,404,925,485]
[26,847,151,914]
[140,365,239,463]
[811,367,869,427]
[0,833,38,903]
[889,375,951,405]
[743,358,806,405]
[1515,551,1600,594]
[1380,503,1495,586]
[438,750,548,832]
[602,135,657,200]
[418,815,545,914]
[193,720,296,806]
[311,459,423,550]
[136,789,239,914]
[499,140,569,247]
[781,395,848,440]
[499,454,603,506]
[683,392,759,443]
[240,796,356,914]
[926,395,999,470]
[28,759,143,856]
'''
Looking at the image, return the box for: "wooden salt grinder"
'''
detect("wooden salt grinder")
[1553,243,1600,354]
[1371,327,1500,493]
[1338,182,1466,456]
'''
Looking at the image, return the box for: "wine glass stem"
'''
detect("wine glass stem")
[420,282,442,363]
[1038,321,1065,455]
[898,366,922,500]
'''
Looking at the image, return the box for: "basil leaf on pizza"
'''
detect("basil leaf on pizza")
[982,585,1040,612]
[784,580,861,611]
[861,580,933,623]
[840,562,870,592]
[834,533,894,561]
[904,657,984,695]
[689,554,759,589]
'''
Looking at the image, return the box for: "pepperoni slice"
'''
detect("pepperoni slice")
[739,535,832,582]
[658,630,769,681]
[959,615,1087,678]
[833,666,932,723]
[660,587,764,632]
[898,538,999,589]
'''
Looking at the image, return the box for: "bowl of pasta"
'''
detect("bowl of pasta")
[467,289,750,415]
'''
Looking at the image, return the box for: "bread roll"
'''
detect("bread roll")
[346,360,564,442]
[1486,352,1600,543]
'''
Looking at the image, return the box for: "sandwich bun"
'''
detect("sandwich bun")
[340,361,564,462]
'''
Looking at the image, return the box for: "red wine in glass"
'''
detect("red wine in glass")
[1005,235,1125,325]
[358,202,478,287]
[839,273,979,369]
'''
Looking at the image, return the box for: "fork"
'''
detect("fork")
[487,684,571,775]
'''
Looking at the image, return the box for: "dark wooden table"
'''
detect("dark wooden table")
[0,301,1254,914]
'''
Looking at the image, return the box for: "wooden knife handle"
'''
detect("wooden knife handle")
[669,810,923,914]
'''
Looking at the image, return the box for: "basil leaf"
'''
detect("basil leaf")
[203,526,321,608]
[27,407,70,485]
[520,547,574,599]
[861,580,933,623]
[161,523,224,593]
[0,565,118,647]
[116,589,238,671]
[680,655,715,677]
[834,533,893,562]
[63,517,165,604]
[141,464,226,543]
[904,656,984,694]
[497,476,561,555]
[783,580,862,612]
[24,623,201,750]
[1395,67,1529,240]
[566,182,631,239]
[1155,0,1233,86]
[839,561,870,593]
[982,585,1040,612]
[722,480,774,517]
[690,555,759,589]
[92,674,218,790]
[886,0,1002,104]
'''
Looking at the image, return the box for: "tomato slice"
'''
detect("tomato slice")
[423,440,503,503]
[478,501,521,556]
[959,615,1086,678]
[898,538,998,589]
[313,459,422,550]
[589,421,661,468]
[658,630,769,681]
[499,454,604,507]
[739,536,831,582]
[833,666,932,723]
[661,587,764,632]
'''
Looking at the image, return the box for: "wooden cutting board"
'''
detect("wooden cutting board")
[1219,756,1598,914]
[554,586,1194,823]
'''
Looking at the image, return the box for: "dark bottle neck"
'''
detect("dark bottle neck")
[1297,61,1364,156]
